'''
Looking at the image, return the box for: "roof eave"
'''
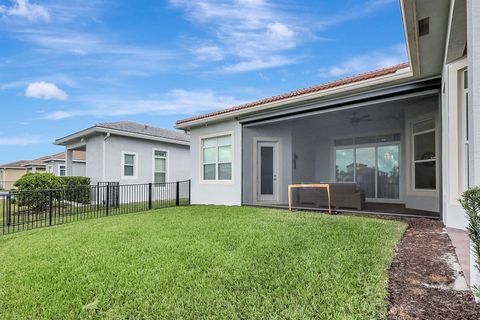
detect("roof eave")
[175,67,413,129]
[55,126,190,146]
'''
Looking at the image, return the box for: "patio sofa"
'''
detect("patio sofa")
[296,182,365,210]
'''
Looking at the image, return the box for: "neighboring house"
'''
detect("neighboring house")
[43,151,86,177]
[0,152,86,189]
[23,152,86,177]
[54,121,190,185]
[0,160,28,189]
[175,1,479,288]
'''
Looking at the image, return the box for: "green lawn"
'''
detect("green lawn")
[0,206,406,319]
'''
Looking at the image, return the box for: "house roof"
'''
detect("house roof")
[0,160,29,168]
[55,121,190,146]
[96,121,190,142]
[176,63,410,126]
[45,151,86,162]
[4,151,87,169]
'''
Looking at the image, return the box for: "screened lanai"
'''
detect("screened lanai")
[241,91,441,218]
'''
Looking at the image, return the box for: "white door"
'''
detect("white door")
[257,141,279,202]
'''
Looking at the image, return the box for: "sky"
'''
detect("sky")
[0,0,407,164]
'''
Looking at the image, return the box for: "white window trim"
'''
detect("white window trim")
[47,165,54,174]
[152,149,169,184]
[252,137,283,204]
[411,117,437,192]
[121,151,138,179]
[199,131,234,185]
[58,165,66,177]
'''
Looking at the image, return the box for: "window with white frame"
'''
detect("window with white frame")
[154,150,167,183]
[47,165,54,174]
[59,165,66,176]
[202,134,232,181]
[123,153,136,178]
[412,118,436,190]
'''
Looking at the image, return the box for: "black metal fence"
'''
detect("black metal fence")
[0,180,191,235]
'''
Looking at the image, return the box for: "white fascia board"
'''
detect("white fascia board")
[55,127,190,146]
[176,68,413,129]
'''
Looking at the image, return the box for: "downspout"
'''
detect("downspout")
[102,133,110,182]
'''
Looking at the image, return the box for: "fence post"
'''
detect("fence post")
[49,190,53,226]
[106,184,110,216]
[188,180,191,205]
[6,193,11,226]
[148,183,152,210]
[176,181,180,206]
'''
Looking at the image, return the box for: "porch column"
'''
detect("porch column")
[467,0,480,295]
[65,149,74,176]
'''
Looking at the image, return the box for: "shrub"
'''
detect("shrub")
[14,173,63,191]
[59,176,91,187]
[13,173,64,211]
[59,176,91,204]
[460,186,480,298]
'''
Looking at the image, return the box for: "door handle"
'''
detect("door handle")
[273,175,277,181]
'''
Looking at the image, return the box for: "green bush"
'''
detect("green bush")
[460,186,480,298]
[59,176,91,204]
[14,173,63,191]
[13,173,64,211]
[59,176,91,187]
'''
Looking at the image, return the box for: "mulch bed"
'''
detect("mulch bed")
[387,218,480,319]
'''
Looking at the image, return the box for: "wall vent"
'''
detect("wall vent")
[418,17,430,36]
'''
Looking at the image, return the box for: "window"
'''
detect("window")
[59,165,66,177]
[202,134,232,181]
[122,153,136,178]
[335,142,400,200]
[412,119,436,190]
[47,165,53,174]
[154,150,167,183]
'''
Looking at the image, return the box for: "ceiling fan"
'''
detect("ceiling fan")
[350,112,372,126]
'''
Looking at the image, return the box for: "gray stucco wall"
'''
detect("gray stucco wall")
[47,160,85,177]
[242,122,293,204]
[84,133,190,185]
[189,120,242,205]
[85,134,104,184]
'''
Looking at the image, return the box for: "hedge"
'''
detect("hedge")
[13,174,92,210]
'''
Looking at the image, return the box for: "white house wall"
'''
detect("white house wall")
[189,120,242,206]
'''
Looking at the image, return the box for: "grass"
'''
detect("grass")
[0,206,406,319]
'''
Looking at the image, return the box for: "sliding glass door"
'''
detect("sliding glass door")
[335,141,400,201]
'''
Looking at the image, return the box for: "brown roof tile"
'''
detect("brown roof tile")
[176,63,409,126]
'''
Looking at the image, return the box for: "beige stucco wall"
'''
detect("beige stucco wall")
[1,168,27,189]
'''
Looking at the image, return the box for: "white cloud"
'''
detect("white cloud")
[319,44,407,78]
[171,0,302,72]
[13,29,175,75]
[193,45,225,61]
[0,136,41,146]
[44,89,245,120]
[0,0,50,22]
[224,56,294,73]
[25,81,68,100]
[317,0,396,28]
